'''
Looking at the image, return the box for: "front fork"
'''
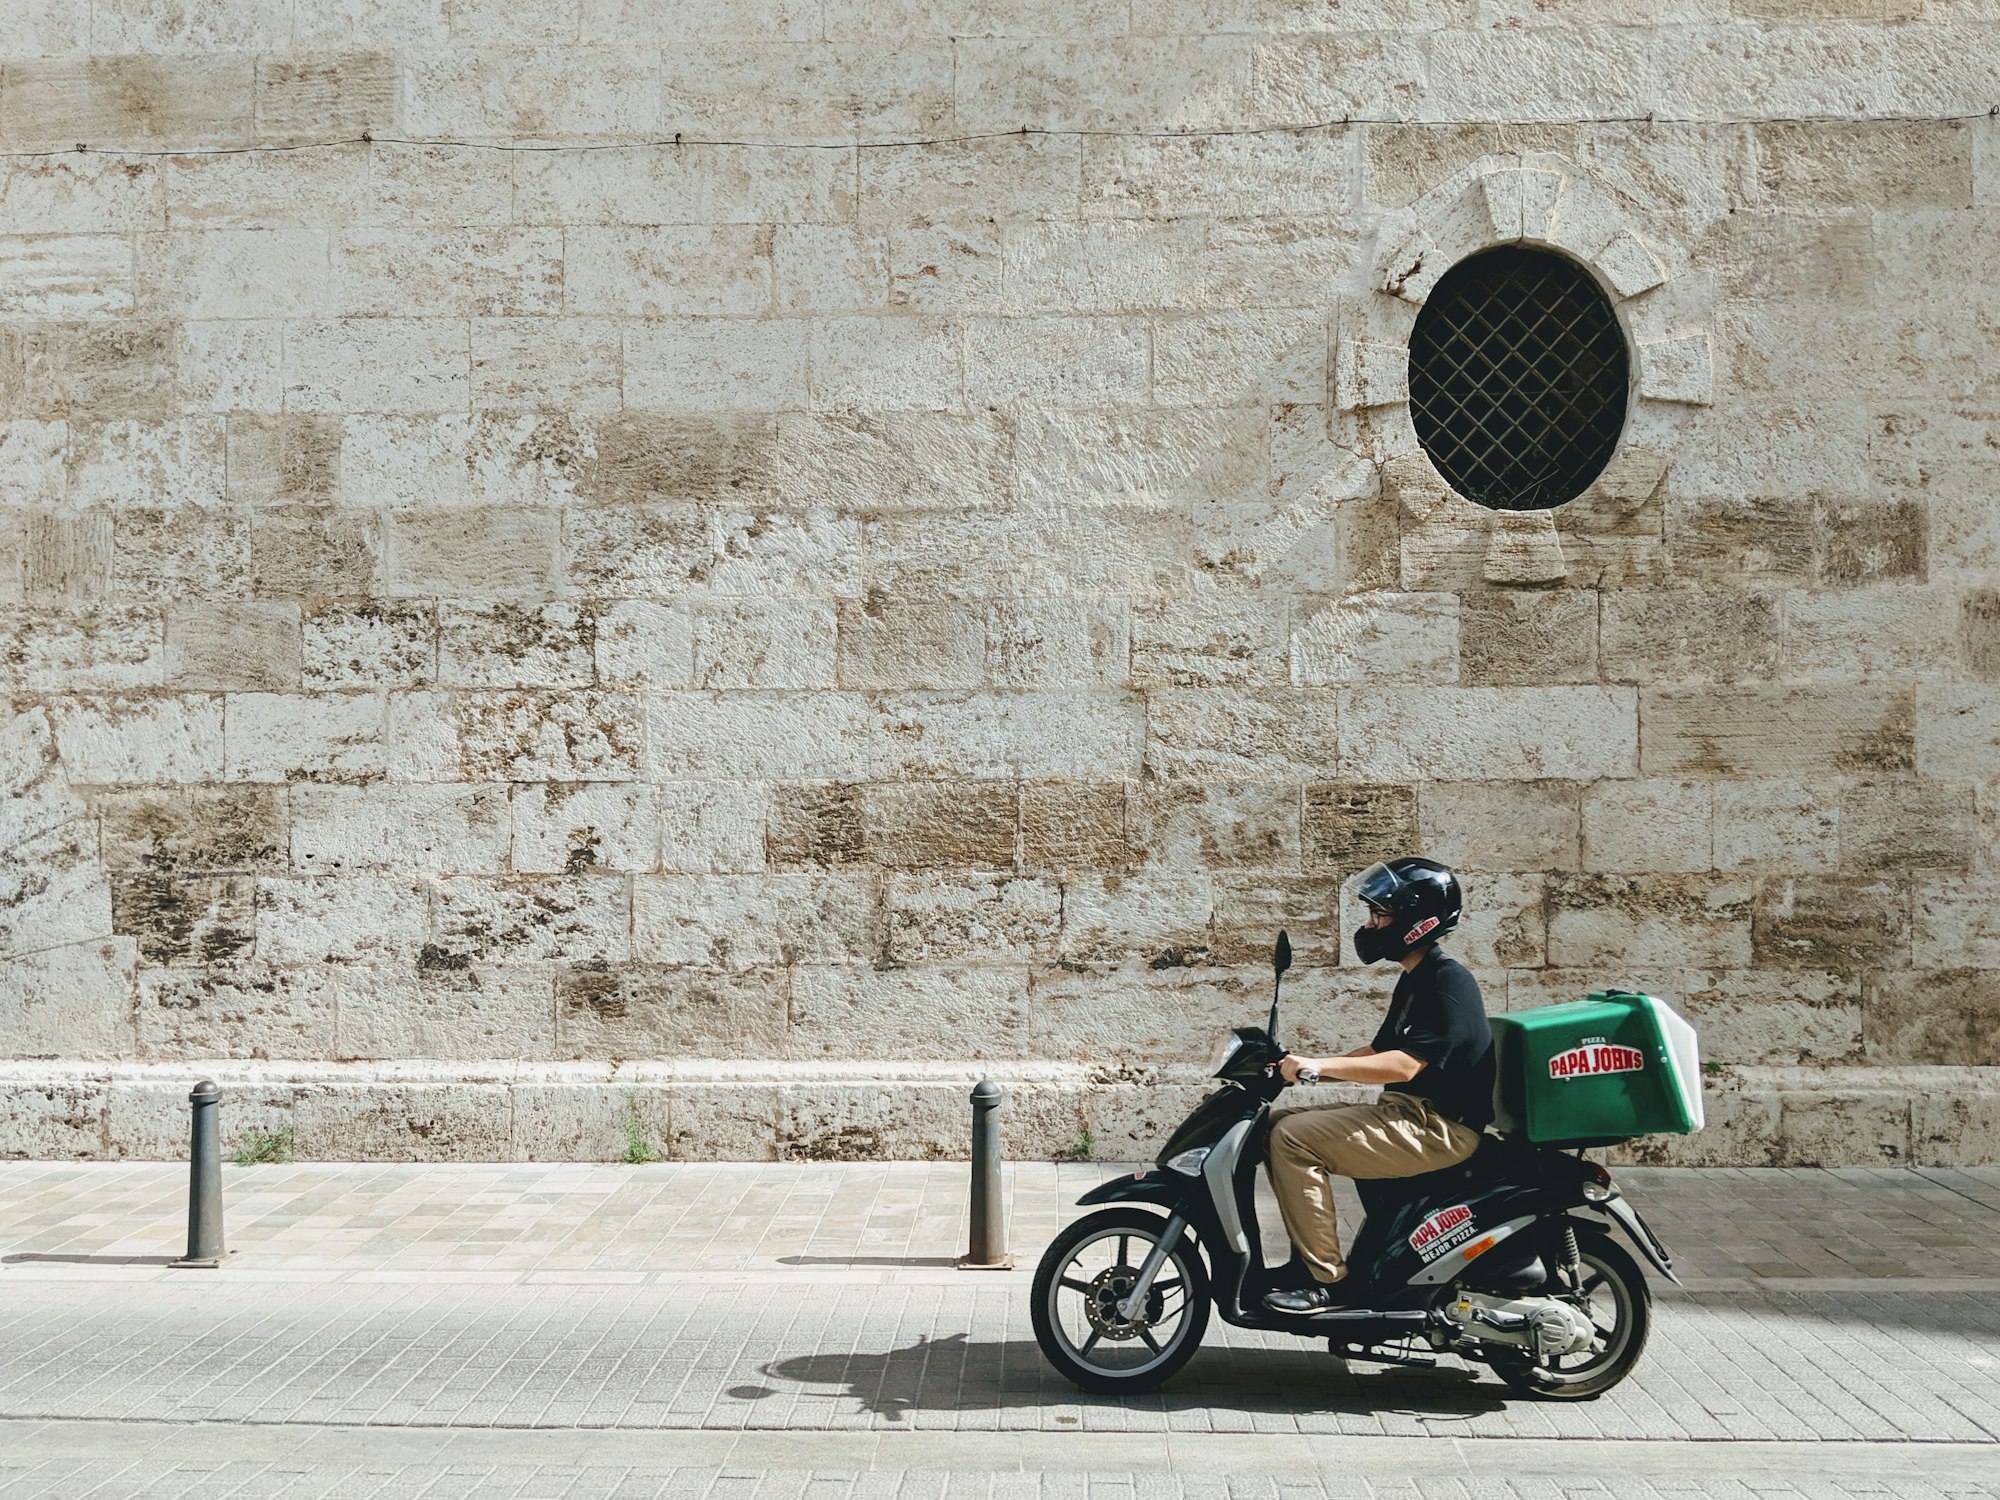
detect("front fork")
[1115,1211,1188,1322]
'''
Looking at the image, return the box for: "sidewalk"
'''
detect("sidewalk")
[3,1163,1999,1498]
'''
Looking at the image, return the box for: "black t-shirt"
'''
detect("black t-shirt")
[1370,947,1495,1131]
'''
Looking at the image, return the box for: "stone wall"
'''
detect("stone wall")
[2,1,1996,1165]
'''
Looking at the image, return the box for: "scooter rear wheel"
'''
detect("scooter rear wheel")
[1486,1227,1650,1400]
[1032,1206,1211,1395]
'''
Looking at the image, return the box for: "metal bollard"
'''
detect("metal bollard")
[171,1080,224,1268]
[958,1079,1013,1270]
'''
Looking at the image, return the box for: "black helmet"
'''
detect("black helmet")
[1352,857,1463,964]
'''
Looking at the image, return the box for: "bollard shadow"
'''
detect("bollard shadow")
[729,1331,1508,1423]
[774,1255,962,1268]
[3,1252,180,1266]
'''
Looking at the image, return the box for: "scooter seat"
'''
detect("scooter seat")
[1353,1132,1507,1221]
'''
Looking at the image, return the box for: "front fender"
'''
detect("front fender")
[1077,1169,1189,1210]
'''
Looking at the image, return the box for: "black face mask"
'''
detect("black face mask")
[1354,923,1399,964]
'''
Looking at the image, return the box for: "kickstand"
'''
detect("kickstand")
[1330,1338,1437,1369]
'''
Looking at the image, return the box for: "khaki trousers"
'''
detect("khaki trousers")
[1267,1093,1481,1284]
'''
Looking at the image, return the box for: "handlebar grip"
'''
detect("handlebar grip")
[1297,1066,1321,1084]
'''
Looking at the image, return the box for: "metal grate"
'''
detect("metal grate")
[1406,246,1629,512]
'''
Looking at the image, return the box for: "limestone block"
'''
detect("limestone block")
[111,508,245,600]
[303,602,434,689]
[1666,403,1870,504]
[2,708,86,853]
[1073,1081,1213,1162]
[513,143,855,227]
[292,784,510,875]
[0,422,67,507]
[383,508,561,600]
[660,38,952,138]
[174,320,283,413]
[1,56,255,150]
[646,692,871,779]
[403,45,663,139]
[1839,778,1978,873]
[110,868,256,965]
[0,157,162,236]
[255,49,400,142]
[337,965,557,1061]
[865,782,1017,870]
[1781,587,1956,684]
[1060,871,1216,968]
[1915,1088,2000,1168]
[457,690,643,780]
[1962,586,2000,680]
[1211,873,1343,968]
[1913,877,2000,969]
[438,603,592,691]
[1396,506,1492,593]
[864,132,1079,226]
[1547,873,1754,968]
[15,511,104,604]
[877,691,1142,779]
[699,508,861,599]
[295,1082,514,1162]
[51,695,223,783]
[591,600,693,690]
[1752,875,1910,972]
[1301,782,1417,878]
[257,875,428,964]
[0,1075,107,1158]
[1245,31,1429,125]
[955,36,1251,134]
[166,601,301,691]
[1916,684,2000,777]
[1753,119,1972,209]
[333,226,565,319]
[137,962,337,1060]
[222,691,385,783]
[283,318,468,414]
[512,782,656,876]
[24,323,181,424]
[1481,511,1569,586]
[1676,969,1863,1068]
[137,226,330,320]
[1,821,113,957]
[864,503,1188,600]
[1458,591,1598,687]
[1776,1086,1913,1168]
[1016,407,1264,515]
[333,413,579,511]
[1291,592,1457,685]
[0,233,133,317]
[634,873,872,968]
[250,510,376,600]
[1137,782,1300,872]
[512,1074,655,1163]
[777,1083,963,1162]
[659,782,766,873]
[666,1082,781,1160]
[574,413,776,510]
[884,873,1059,963]
[624,318,808,412]
[472,318,623,414]
[1612,1084,1780,1169]
[789,964,1032,1059]
[1445,871,1545,971]
[887,222,1003,312]
[1334,339,1409,410]
[433,876,632,966]
[764,784,863,870]
[805,317,962,411]
[1639,686,1913,775]
[0,938,134,1057]
[836,601,984,691]
[693,599,837,691]
[776,410,1011,515]
[1813,497,1925,587]
[556,965,788,1060]
[773,225,890,314]
[1145,688,1339,781]
[1864,967,1999,1066]
[1151,311,1326,408]
[1034,963,1377,1068]
[1711,779,1839,873]
[964,317,1149,407]
[982,598,1129,689]
[1869,406,2000,508]
[1341,686,1636,781]
[1581,780,1713,874]
[1599,588,1779,684]
[1021,782,1130,872]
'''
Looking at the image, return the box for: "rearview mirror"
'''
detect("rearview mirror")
[1273,930,1292,977]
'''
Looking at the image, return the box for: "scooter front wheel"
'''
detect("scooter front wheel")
[1031,1206,1211,1394]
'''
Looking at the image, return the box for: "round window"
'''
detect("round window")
[1406,245,1629,512]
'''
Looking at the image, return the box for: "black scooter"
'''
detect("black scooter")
[1030,932,1679,1400]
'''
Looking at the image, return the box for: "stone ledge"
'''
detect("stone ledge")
[2,1062,1994,1165]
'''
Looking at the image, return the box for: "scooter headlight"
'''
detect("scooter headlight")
[1165,1147,1211,1177]
[1206,1030,1242,1074]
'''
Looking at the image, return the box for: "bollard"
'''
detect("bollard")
[170,1080,224,1268]
[957,1079,1013,1270]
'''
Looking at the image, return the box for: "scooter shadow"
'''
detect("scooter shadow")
[730,1332,1511,1423]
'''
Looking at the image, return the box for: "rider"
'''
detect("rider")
[1263,857,1495,1314]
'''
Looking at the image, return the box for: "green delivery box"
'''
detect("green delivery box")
[1490,991,1704,1145]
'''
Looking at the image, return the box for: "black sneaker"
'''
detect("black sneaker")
[1263,1280,1353,1314]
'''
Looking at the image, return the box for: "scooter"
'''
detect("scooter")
[1030,932,1679,1400]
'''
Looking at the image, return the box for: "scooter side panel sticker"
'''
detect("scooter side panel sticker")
[1408,1203,1478,1262]
[1548,1042,1645,1079]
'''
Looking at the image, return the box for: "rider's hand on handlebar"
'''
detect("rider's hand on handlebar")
[1278,1054,1321,1085]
